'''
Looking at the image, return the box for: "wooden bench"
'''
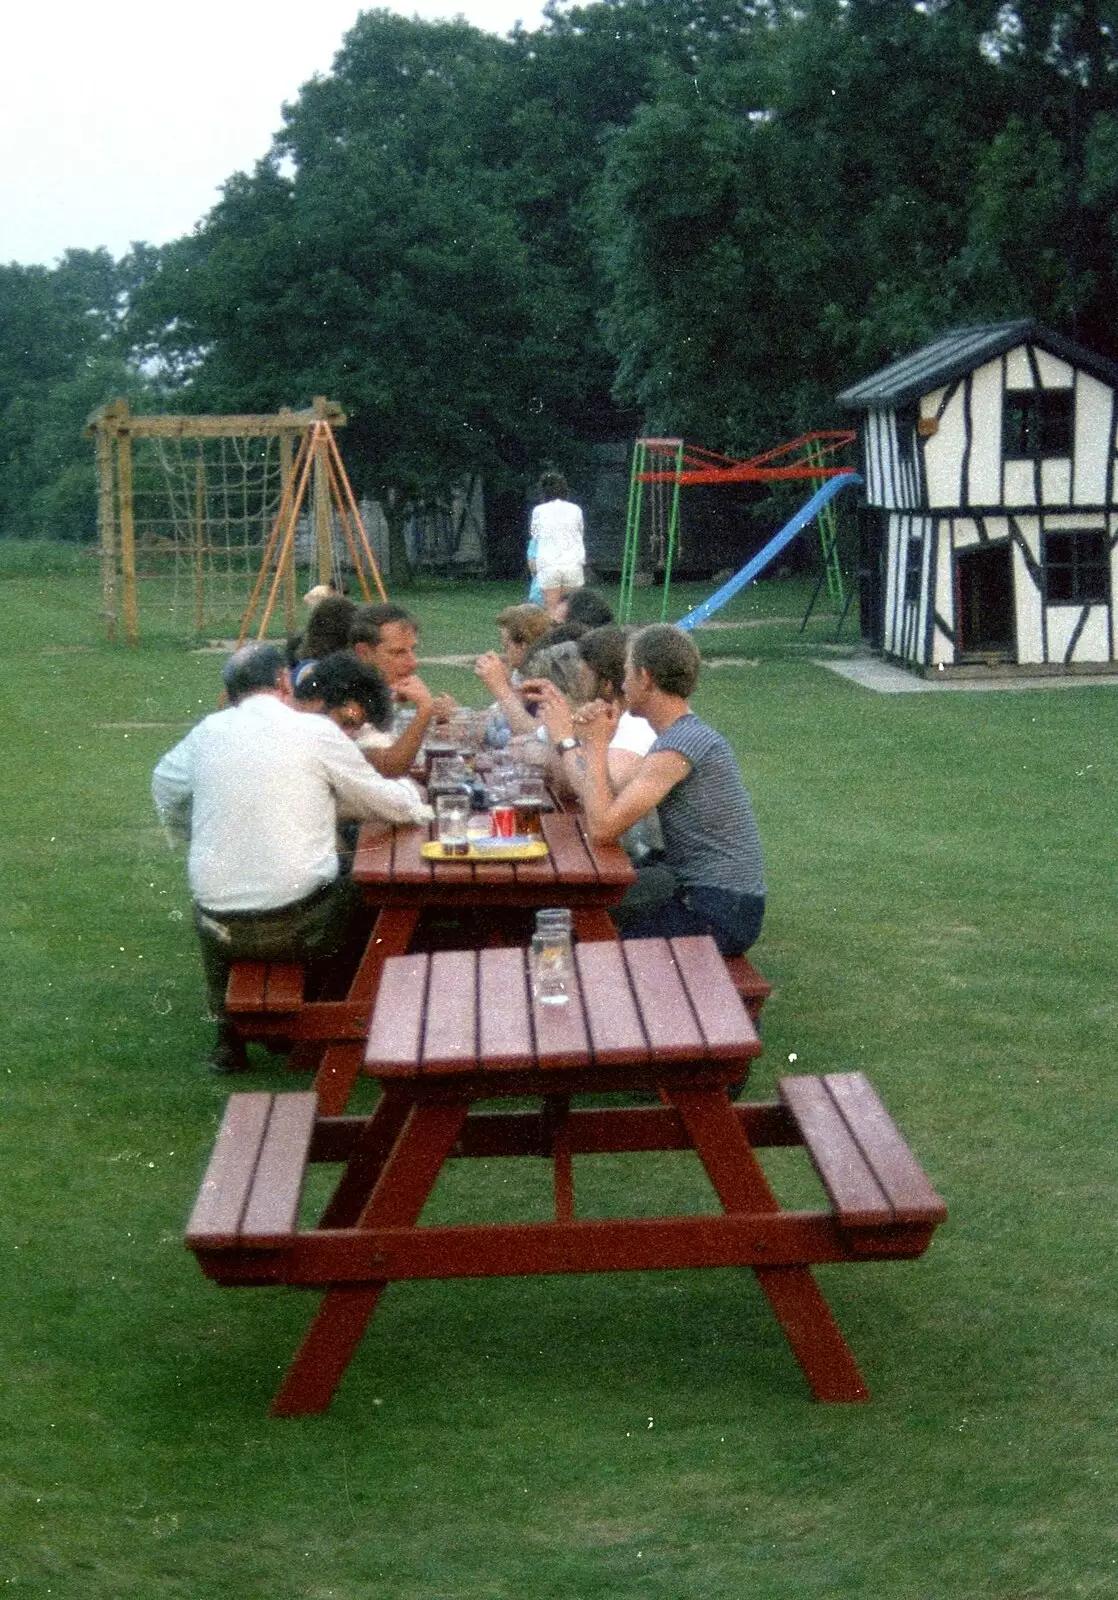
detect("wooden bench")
[225,961,306,1037]
[777,1071,946,1257]
[722,954,772,1022]
[186,1091,317,1253]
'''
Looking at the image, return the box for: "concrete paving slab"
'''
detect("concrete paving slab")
[816,656,1118,694]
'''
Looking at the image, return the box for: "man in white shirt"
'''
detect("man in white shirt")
[152,642,431,1073]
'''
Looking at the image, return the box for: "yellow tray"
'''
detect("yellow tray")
[421,839,549,862]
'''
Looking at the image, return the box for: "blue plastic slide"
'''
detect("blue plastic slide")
[675,473,862,632]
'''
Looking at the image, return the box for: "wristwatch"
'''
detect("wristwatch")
[555,735,581,754]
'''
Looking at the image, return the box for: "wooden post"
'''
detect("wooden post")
[279,425,297,633]
[313,426,333,586]
[95,422,118,643]
[116,428,139,647]
[193,452,206,635]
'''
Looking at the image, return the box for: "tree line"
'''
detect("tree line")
[3,0,1117,547]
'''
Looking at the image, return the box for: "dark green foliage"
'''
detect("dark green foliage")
[6,0,1118,543]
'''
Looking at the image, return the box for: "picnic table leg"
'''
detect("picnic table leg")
[270,1097,470,1417]
[306,908,421,1115]
[668,1085,870,1403]
[572,908,617,942]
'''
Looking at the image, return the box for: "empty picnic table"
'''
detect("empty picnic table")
[227,808,636,1114]
[187,935,946,1415]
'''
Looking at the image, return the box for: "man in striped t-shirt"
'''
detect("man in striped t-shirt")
[550,623,765,955]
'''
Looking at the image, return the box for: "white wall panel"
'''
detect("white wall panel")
[924,388,965,508]
[1041,459,1072,503]
[1012,534,1044,664]
[1004,460,1036,506]
[968,362,1003,505]
[1073,373,1111,504]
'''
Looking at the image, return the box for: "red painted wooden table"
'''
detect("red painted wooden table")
[187,935,946,1416]
[249,809,635,1114]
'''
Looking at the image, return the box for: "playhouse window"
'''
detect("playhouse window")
[1043,529,1109,603]
[1003,390,1073,458]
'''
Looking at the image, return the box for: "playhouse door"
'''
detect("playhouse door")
[956,543,1015,660]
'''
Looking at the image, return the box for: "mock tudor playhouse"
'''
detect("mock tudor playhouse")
[838,320,1118,672]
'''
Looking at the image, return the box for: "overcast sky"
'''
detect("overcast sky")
[2,0,552,269]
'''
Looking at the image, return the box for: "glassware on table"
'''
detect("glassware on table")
[514,773,548,837]
[428,754,471,797]
[434,792,471,856]
[530,926,573,1006]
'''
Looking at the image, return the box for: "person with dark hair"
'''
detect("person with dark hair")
[290,596,359,684]
[529,470,585,618]
[152,642,431,1075]
[558,586,612,629]
[545,623,765,956]
[349,603,454,776]
[292,651,393,734]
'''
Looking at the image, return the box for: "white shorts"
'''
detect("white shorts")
[537,564,584,592]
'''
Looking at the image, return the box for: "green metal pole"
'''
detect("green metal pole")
[658,439,685,622]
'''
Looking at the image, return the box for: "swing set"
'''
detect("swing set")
[619,432,858,626]
[85,397,387,645]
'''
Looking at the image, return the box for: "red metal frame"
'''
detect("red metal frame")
[635,431,856,485]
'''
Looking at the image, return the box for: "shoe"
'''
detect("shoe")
[209,1025,251,1075]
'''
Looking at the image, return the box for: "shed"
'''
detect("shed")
[837,320,1118,671]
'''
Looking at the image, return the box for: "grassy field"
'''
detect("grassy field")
[2,546,1115,1597]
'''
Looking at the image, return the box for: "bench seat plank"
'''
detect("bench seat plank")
[422,950,479,1073]
[225,962,269,1013]
[185,1093,274,1247]
[780,1072,946,1231]
[824,1073,947,1225]
[240,1094,318,1244]
[779,1075,893,1227]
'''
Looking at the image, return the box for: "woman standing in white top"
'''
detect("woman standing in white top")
[529,470,585,618]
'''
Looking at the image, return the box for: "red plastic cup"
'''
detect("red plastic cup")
[491,804,516,838]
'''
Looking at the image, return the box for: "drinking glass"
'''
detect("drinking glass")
[435,792,471,856]
[530,928,572,1006]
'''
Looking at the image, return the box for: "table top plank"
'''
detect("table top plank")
[477,948,536,1070]
[352,822,394,880]
[669,936,761,1060]
[530,961,593,1070]
[621,938,706,1060]
[363,952,429,1076]
[422,950,479,1073]
[540,812,598,885]
[575,940,650,1065]
[391,826,435,886]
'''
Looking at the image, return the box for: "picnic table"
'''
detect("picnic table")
[188,935,946,1415]
[226,808,636,1113]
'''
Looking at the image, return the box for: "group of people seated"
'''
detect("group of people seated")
[152,581,765,1075]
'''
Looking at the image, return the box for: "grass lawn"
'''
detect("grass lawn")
[2,547,1115,1597]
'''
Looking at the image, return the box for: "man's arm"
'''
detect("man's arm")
[475,653,537,735]
[362,675,449,778]
[577,704,689,844]
[151,735,195,842]
[323,723,433,824]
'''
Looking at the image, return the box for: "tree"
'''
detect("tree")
[0,249,156,539]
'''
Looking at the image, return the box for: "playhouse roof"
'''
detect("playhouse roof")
[836,320,1118,410]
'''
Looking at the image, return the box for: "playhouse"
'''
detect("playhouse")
[838,320,1118,671]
